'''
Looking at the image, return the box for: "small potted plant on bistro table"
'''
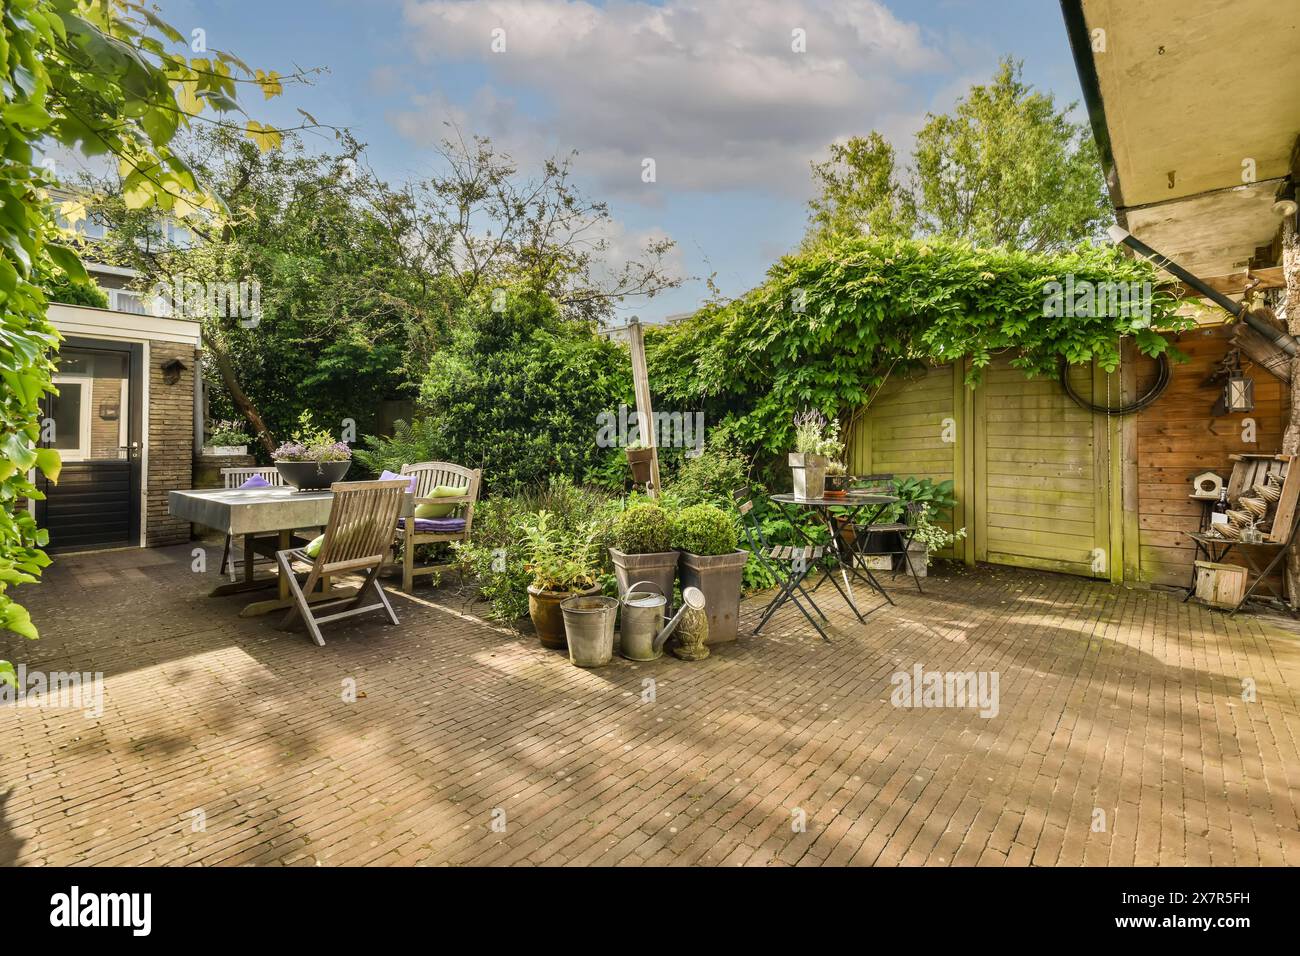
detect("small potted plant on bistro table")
[789,409,844,499]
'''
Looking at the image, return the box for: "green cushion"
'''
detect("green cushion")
[305,533,324,558]
[414,485,463,519]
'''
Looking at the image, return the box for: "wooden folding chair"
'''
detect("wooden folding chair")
[275,479,409,646]
[219,467,286,579]
[396,461,482,592]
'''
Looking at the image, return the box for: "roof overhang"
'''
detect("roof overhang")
[49,302,203,347]
[1061,0,1300,289]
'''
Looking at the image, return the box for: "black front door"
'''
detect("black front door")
[36,339,144,551]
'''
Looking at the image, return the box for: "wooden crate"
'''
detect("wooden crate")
[1193,560,1248,609]
[1227,453,1297,542]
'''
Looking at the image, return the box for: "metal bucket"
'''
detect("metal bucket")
[620,580,668,661]
[559,595,618,667]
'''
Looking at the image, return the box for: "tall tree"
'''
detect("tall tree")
[911,58,1109,251]
[805,132,915,244]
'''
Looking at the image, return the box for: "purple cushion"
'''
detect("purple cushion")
[380,469,418,493]
[237,474,271,489]
[398,517,466,534]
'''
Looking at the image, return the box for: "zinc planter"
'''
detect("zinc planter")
[678,550,748,645]
[904,540,929,578]
[274,459,351,491]
[788,452,828,499]
[528,583,600,649]
[609,547,679,599]
[560,595,618,667]
[203,444,248,457]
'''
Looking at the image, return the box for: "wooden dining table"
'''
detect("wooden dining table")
[169,486,355,617]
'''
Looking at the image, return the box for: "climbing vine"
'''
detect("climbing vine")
[649,234,1189,454]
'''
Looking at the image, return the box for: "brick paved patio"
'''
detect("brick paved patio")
[2,545,1299,866]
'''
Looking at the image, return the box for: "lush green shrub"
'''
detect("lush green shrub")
[42,269,108,309]
[453,478,619,623]
[671,503,739,556]
[419,288,631,493]
[613,503,673,554]
[355,417,443,476]
[663,443,752,510]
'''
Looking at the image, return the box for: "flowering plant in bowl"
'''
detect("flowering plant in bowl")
[273,413,352,489]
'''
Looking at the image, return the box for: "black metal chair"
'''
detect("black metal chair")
[831,473,925,594]
[734,488,831,642]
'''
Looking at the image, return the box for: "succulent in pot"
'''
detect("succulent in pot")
[609,502,678,599]
[671,503,748,646]
[272,412,352,490]
[522,511,602,649]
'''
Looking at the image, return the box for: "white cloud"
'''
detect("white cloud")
[396,0,946,200]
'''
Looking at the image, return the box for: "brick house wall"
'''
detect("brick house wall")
[146,341,198,546]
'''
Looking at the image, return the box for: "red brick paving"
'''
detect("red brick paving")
[2,546,1298,866]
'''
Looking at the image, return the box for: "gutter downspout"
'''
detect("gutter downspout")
[1107,225,1299,357]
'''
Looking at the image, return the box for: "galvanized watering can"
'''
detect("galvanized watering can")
[619,583,706,662]
[620,581,668,661]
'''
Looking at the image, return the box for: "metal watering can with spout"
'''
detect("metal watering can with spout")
[620,582,707,662]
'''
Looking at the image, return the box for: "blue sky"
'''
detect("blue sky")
[153,0,1086,322]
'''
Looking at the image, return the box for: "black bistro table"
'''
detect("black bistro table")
[769,491,900,627]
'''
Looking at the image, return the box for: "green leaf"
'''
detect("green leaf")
[34,447,61,484]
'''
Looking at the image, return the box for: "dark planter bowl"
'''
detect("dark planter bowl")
[274,459,351,491]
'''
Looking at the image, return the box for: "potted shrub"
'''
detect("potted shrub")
[609,502,678,598]
[272,413,351,490]
[789,409,844,499]
[625,440,654,485]
[522,511,602,649]
[203,419,250,456]
[903,506,968,577]
[672,503,748,645]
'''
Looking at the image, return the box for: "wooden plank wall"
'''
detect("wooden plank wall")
[1132,325,1285,587]
[845,364,961,557]
[974,357,1104,577]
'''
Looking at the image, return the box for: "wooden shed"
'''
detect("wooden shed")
[846,321,1286,588]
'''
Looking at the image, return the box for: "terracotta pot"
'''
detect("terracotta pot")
[824,473,849,497]
[626,446,654,484]
[528,583,600,649]
[609,547,678,599]
[678,550,749,645]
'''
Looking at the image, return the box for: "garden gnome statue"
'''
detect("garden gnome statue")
[670,587,709,661]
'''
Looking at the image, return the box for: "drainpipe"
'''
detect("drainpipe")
[1107,225,1298,356]
[193,351,204,455]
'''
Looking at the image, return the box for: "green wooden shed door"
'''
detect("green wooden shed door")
[973,357,1108,577]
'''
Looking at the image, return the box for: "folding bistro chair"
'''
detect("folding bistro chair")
[734,488,832,643]
[275,479,409,646]
[858,500,926,594]
[395,461,481,593]
[219,466,285,579]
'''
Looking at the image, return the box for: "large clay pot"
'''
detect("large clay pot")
[528,583,600,649]
[678,550,749,645]
[275,459,350,491]
[609,547,678,599]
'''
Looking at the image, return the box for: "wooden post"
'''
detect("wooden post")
[627,317,660,498]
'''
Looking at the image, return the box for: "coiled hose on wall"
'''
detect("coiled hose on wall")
[1057,353,1170,416]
